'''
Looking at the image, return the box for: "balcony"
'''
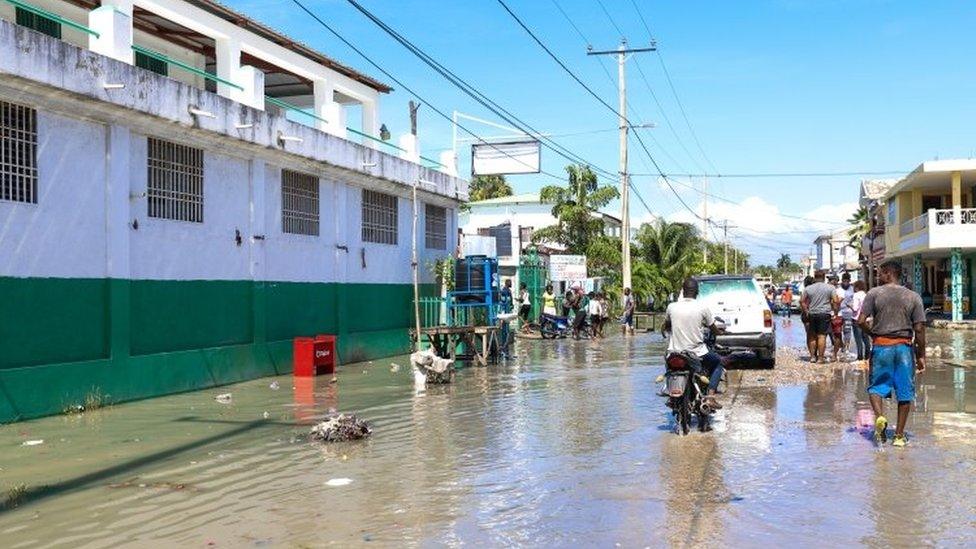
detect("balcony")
[897,208,976,254]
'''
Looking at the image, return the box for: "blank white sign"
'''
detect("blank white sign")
[471,141,541,175]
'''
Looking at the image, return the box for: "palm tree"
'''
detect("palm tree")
[532,164,618,253]
[776,253,792,270]
[468,174,512,202]
[847,206,870,254]
[635,219,700,294]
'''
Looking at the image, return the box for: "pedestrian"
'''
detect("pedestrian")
[562,290,575,317]
[542,283,558,316]
[588,291,603,338]
[858,260,926,448]
[646,293,656,312]
[517,282,532,331]
[836,273,856,361]
[600,292,611,336]
[500,279,514,314]
[571,286,587,339]
[801,271,837,363]
[850,280,871,365]
[781,285,794,320]
[621,287,635,335]
[827,273,845,362]
[800,275,814,351]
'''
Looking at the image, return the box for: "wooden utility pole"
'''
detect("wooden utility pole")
[723,220,738,275]
[588,39,656,292]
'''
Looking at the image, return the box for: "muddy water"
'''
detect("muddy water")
[1,322,975,547]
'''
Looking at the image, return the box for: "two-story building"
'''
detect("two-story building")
[812,225,859,276]
[880,160,976,320]
[0,0,467,421]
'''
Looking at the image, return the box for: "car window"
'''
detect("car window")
[699,279,758,298]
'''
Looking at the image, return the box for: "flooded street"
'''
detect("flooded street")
[2,320,976,547]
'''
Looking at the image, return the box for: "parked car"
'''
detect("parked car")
[694,275,776,368]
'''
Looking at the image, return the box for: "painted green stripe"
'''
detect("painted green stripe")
[0,277,440,422]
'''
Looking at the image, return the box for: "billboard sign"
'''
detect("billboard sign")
[471,140,541,176]
[549,255,587,281]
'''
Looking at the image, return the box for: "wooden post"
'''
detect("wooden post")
[412,179,421,343]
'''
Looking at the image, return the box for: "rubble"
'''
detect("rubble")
[309,413,372,443]
[410,349,455,384]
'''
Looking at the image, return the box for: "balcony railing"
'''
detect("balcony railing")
[934,207,976,225]
[900,212,928,235]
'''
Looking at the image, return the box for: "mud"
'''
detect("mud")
[0,318,973,547]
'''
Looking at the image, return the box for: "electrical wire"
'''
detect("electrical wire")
[632,170,908,178]
[290,0,573,183]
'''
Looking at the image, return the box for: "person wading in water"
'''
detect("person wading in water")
[857,260,926,447]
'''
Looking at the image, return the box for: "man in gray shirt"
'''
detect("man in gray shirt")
[801,271,838,363]
[858,260,926,447]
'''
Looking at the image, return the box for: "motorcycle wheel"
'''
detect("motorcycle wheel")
[677,395,691,436]
[540,321,556,339]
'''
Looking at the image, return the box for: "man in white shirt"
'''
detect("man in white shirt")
[662,278,725,409]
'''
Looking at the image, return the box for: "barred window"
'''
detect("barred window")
[1,101,38,204]
[362,189,397,245]
[147,138,203,222]
[425,204,447,249]
[135,51,168,76]
[281,169,319,236]
[16,7,61,39]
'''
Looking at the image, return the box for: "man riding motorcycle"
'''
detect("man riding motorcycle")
[661,277,725,410]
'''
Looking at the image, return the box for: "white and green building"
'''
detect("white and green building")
[0,0,466,421]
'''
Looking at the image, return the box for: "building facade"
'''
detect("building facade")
[0,1,466,421]
[812,226,859,276]
[877,160,976,320]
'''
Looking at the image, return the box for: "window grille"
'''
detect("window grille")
[281,169,319,236]
[16,7,62,39]
[425,204,447,249]
[135,51,168,76]
[362,189,398,245]
[519,226,534,244]
[0,101,38,204]
[147,138,204,222]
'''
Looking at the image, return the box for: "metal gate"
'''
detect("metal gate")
[518,246,547,321]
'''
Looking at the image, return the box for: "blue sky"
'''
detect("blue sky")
[228,0,976,263]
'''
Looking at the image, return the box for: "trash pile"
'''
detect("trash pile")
[309,413,372,443]
[410,349,455,384]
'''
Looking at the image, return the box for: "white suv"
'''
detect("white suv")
[695,275,776,368]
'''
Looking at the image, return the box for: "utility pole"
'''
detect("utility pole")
[722,220,738,275]
[702,178,709,264]
[588,39,656,292]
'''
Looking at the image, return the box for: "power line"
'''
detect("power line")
[631,170,908,178]
[495,0,704,225]
[289,0,572,183]
[628,0,719,174]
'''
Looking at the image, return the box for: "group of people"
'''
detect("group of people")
[502,282,637,340]
[800,271,871,364]
[800,262,927,447]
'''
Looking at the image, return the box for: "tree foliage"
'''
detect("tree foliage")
[532,164,619,254]
[847,206,869,254]
[468,174,512,202]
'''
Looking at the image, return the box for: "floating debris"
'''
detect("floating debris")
[215,393,232,404]
[262,411,271,419]
[390,362,401,373]
[309,413,372,443]
[325,478,353,487]
[269,381,280,390]
[410,349,455,385]
[21,440,44,447]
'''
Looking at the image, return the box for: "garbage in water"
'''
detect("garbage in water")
[214,393,232,404]
[309,413,372,442]
[325,478,353,487]
[269,381,280,390]
[262,411,271,419]
[390,362,401,373]
[21,440,44,447]
[410,349,455,384]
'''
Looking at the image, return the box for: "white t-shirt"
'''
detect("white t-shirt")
[665,298,714,357]
[851,290,867,319]
[588,299,602,315]
[836,285,855,320]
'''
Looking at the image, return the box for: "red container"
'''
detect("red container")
[293,335,337,376]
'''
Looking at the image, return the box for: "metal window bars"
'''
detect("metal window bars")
[0,101,38,204]
[131,45,243,91]
[424,203,447,249]
[281,169,319,236]
[147,138,204,223]
[362,189,398,245]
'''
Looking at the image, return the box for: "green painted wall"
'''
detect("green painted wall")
[0,276,436,423]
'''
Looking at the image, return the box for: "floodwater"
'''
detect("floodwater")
[1,321,975,547]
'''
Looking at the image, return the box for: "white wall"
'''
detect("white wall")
[0,111,106,278]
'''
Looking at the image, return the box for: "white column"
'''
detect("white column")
[214,38,264,109]
[361,98,379,148]
[398,133,419,163]
[439,150,458,178]
[250,159,266,281]
[313,79,346,138]
[88,3,133,64]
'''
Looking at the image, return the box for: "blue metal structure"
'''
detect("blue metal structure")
[449,255,500,326]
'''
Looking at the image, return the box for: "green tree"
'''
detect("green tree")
[468,174,512,202]
[847,206,869,254]
[532,164,619,254]
[635,219,701,295]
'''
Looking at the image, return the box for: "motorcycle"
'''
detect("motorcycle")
[658,318,726,435]
[538,313,571,339]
